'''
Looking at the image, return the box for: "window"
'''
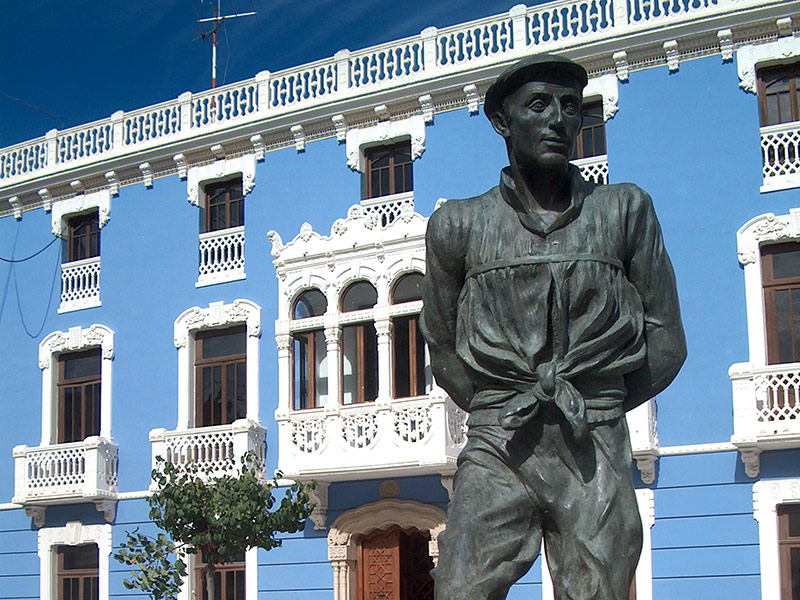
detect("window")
[195,327,247,427]
[292,290,328,411]
[391,273,429,399]
[341,281,378,404]
[574,100,606,160]
[758,63,800,127]
[779,504,800,599]
[195,554,245,600]
[57,349,101,444]
[356,527,434,600]
[66,212,100,262]
[204,178,244,233]
[364,141,413,199]
[761,243,800,364]
[57,544,99,600]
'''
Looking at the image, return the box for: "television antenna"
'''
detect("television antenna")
[198,0,256,89]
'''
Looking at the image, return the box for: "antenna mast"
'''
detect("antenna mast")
[198,0,256,89]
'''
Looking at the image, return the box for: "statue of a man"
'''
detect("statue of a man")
[420,54,686,600]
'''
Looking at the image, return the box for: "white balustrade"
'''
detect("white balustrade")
[360,192,414,228]
[0,0,783,186]
[760,121,800,193]
[149,419,267,482]
[59,256,101,313]
[276,393,467,481]
[196,225,245,287]
[12,437,118,504]
[573,154,609,184]
[731,362,800,442]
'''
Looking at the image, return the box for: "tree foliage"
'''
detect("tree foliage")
[114,453,314,600]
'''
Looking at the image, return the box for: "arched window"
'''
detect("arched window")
[341,281,378,404]
[292,290,328,410]
[391,273,430,399]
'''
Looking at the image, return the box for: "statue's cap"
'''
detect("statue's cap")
[483,54,588,118]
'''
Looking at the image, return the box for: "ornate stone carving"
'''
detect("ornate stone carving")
[308,481,330,530]
[345,115,426,172]
[104,170,119,196]
[664,40,680,72]
[38,189,52,213]
[291,124,306,152]
[740,447,761,477]
[211,144,226,159]
[25,506,46,528]
[139,162,153,188]
[737,38,800,94]
[613,50,629,82]
[374,104,390,120]
[463,84,479,115]
[51,189,111,237]
[332,114,347,142]
[174,300,261,348]
[738,248,757,266]
[250,134,266,161]
[186,154,256,206]
[267,230,284,258]
[718,29,733,62]
[419,94,434,124]
[635,455,657,485]
[753,213,789,241]
[379,480,401,498]
[173,153,188,179]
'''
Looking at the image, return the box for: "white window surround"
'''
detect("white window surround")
[178,548,257,600]
[583,73,619,122]
[541,488,654,600]
[185,154,256,207]
[38,521,112,600]
[737,36,800,96]
[754,478,800,600]
[345,114,426,172]
[326,498,447,600]
[173,299,262,428]
[38,325,115,445]
[51,189,111,238]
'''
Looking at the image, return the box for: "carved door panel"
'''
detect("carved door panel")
[359,529,401,600]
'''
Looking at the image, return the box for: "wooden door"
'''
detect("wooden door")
[357,527,434,600]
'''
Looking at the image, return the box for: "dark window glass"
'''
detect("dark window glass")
[67,212,100,263]
[195,327,247,427]
[292,329,327,410]
[392,315,427,399]
[763,243,800,364]
[759,64,800,127]
[57,544,99,600]
[342,322,378,404]
[572,100,606,160]
[341,281,378,312]
[779,504,800,599]
[392,273,424,304]
[204,178,245,233]
[293,289,327,319]
[196,555,245,600]
[364,141,414,199]
[58,349,101,443]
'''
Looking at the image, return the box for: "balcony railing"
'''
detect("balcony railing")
[149,419,266,484]
[573,154,609,185]
[0,0,783,189]
[276,392,467,481]
[59,256,101,313]
[196,225,245,287]
[12,437,118,506]
[761,121,800,193]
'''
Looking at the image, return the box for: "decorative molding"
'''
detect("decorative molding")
[25,506,46,528]
[8,196,20,220]
[664,40,680,72]
[138,162,153,188]
[753,478,800,600]
[38,189,52,212]
[291,124,306,152]
[186,154,256,206]
[104,171,119,196]
[777,16,793,38]
[211,144,226,160]
[345,115,426,172]
[174,299,262,348]
[250,134,266,161]
[39,522,113,600]
[70,180,84,194]
[737,37,800,94]
[718,29,734,62]
[378,480,401,498]
[463,84,479,115]
[418,94,434,124]
[173,153,188,179]
[613,50,629,82]
[374,104,390,120]
[332,114,347,142]
[584,74,619,121]
[51,189,111,237]
[309,481,330,530]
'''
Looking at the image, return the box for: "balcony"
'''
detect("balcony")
[59,256,101,313]
[149,419,266,484]
[730,362,800,476]
[573,154,609,185]
[276,391,466,482]
[760,121,800,193]
[196,225,246,287]
[12,436,118,526]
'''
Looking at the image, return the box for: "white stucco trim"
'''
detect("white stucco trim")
[754,478,800,600]
[345,115,426,172]
[38,522,112,600]
[737,36,800,95]
[186,154,256,207]
[541,488,654,600]
[38,325,115,445]
[51,190,111,238]
[326,498,447,600]
[173,299,262,428]
[583,73,620,122]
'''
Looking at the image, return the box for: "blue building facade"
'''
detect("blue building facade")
[1,1,800,598]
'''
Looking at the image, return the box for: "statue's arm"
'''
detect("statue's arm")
[420,205,474,411]
[622,188,687,412]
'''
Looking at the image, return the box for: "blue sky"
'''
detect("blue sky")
[1,0,522,149]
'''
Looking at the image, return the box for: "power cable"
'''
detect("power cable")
[12,245,60,339]
[0,89,65,129]
[0,235,59,263]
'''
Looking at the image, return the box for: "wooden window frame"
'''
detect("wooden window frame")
[391,315,425,399]
[204,178,245,233]
[195,555,246,600]
[762,243,800,364]
[364,140,414,199]
[779,503,800,599]
[194,326,247,427]
[758,63,800,127]
[66,211,100,263]
[574,100,606,160]
[57,544,99,600]
[341,322,378,404]
[57,349,101,444]
[292,328,325,410]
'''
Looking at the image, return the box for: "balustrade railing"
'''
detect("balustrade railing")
[12,437,118,504]
[360,191,414,228]
[761,121,800,192]
[149,419,266,483]
[731,362,800,441]
[0,0,781,186]
[573,154,609,184]
[197,225,245,287]
[60,256,101,313]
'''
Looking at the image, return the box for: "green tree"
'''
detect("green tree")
[114,453,314,600]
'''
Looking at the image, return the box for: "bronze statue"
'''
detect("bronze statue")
[420,54,686,600]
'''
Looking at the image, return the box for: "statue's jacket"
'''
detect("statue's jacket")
[420,166,685,439]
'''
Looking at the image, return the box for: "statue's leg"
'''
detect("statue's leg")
[433,441,542,600]
[536,418,641,600]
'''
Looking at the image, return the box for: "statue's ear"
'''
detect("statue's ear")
[489,110,510,139]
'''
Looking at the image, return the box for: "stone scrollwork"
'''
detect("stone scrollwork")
[51,189,111,238]
[345,115,426,172]
[173,299,262,349]
[186,154,256,206]
[737,37,800,94]
[39,325,115,370]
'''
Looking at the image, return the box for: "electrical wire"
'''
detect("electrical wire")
[12,245,60,339]
[0,235,59,263]
[0,89,65,129]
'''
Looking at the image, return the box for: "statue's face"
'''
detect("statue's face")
[495,79,582,176]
